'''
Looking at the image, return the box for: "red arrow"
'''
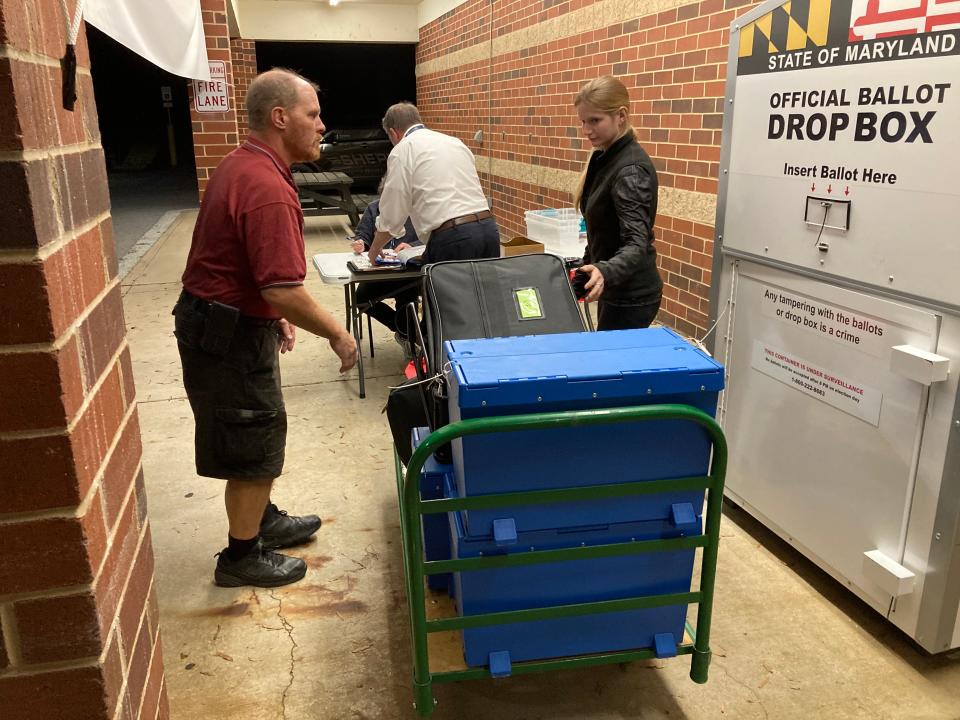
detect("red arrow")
[844,186,849,196]
[811,183,816,191]
[827,184,833,193]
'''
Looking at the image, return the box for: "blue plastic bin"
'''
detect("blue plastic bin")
[412,426,453,593]
[446,476,700,666]
[445,327,724,535]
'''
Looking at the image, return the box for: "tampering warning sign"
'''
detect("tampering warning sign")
[193,61,229,114]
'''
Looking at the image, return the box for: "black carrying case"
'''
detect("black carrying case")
[388,254,586,464]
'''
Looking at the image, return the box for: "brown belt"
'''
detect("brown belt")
[433,210,492,234]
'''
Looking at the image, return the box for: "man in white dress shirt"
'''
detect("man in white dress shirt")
[367,102,500,267]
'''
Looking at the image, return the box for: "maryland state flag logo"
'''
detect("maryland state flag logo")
[737,0,960,73]
[849,0,960,40]
[739,0,848,58]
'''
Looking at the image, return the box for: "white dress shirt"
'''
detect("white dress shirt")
[375,125,489,242]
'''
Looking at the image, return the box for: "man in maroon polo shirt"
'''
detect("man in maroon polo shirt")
[174,68,357,588]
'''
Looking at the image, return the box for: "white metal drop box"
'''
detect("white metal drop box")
[711,0,960,652]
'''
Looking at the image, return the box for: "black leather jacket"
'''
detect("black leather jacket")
[580,133,662,305]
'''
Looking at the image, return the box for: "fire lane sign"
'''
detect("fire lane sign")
[193,61,229,114]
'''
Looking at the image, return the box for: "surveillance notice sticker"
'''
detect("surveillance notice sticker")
[751,341,883,425]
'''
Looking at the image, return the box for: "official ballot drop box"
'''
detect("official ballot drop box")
[712,0,960,651]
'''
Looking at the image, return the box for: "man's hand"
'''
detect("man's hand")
[277,319,296,353]
[395,242,411,251]
[350,239,364,254]
[261,285,357,372]
[580,264,605,302]
[367,229,393,265]
[330,331,358,373]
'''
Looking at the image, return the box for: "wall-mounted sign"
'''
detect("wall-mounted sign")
[193,61,229,114]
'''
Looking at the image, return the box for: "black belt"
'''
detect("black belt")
[178,290,279,328]
[433,210,492,234]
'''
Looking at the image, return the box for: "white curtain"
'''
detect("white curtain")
[84,0,210,80]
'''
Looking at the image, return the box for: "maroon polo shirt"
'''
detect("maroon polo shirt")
[181,138,305,319]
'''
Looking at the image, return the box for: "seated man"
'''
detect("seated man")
[351,198,422,347]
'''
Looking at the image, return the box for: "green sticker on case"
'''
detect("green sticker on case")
[515,288,543,319]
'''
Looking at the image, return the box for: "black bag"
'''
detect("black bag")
[386,302,439,465]
[385,377,431,465]
[416,254,587,443]
[389,254,587,463]
[422,253,586,377]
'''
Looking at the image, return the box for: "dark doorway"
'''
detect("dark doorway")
[87,24,199,262]
[254,42,416,130]
[255,42,415,195]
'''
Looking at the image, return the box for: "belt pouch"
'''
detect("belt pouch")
[200,301,240,355]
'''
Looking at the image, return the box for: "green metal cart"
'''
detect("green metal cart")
[395,403,727,716]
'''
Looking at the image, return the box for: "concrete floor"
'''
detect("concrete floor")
[123,211,960,719]
[109,168,199,260]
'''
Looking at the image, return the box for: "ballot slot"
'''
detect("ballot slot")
[803,196,851,233]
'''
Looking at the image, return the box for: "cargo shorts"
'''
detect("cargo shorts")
[174,297,286,480]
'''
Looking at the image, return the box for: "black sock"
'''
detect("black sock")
[226,534,259,560]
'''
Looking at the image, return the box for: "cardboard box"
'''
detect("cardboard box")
[500,235,544,256]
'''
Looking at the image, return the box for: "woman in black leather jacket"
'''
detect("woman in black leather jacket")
[574,76,663,330]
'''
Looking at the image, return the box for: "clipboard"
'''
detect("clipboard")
[347,260,409,274]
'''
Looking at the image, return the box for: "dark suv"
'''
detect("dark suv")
[296,128,391,190]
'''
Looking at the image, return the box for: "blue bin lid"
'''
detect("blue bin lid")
[445,327,723,409]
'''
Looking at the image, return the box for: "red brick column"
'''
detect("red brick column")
[0,2,167,719]
[190,2,257,199]
[190,0,237,198]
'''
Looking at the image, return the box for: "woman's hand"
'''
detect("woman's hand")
[395,242,411,251]
[580,264,605,302]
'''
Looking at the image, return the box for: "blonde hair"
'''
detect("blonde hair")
[573,76,634,208]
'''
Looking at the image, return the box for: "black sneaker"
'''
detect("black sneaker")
[259,503,322,550]
[214,541,307,588]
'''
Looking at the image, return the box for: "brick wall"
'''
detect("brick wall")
[0,1,167,718]
[189,1,257,199]
[417,0,758,337]
[230,38,257,140]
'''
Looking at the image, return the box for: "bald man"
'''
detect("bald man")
[174,68,357,588]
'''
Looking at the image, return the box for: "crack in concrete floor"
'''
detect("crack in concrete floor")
[715,660,770,720]
[270,590,299,720]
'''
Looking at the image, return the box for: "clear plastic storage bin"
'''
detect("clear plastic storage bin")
[524,208,584,257]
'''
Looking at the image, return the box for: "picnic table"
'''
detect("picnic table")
[293,170,360,226]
